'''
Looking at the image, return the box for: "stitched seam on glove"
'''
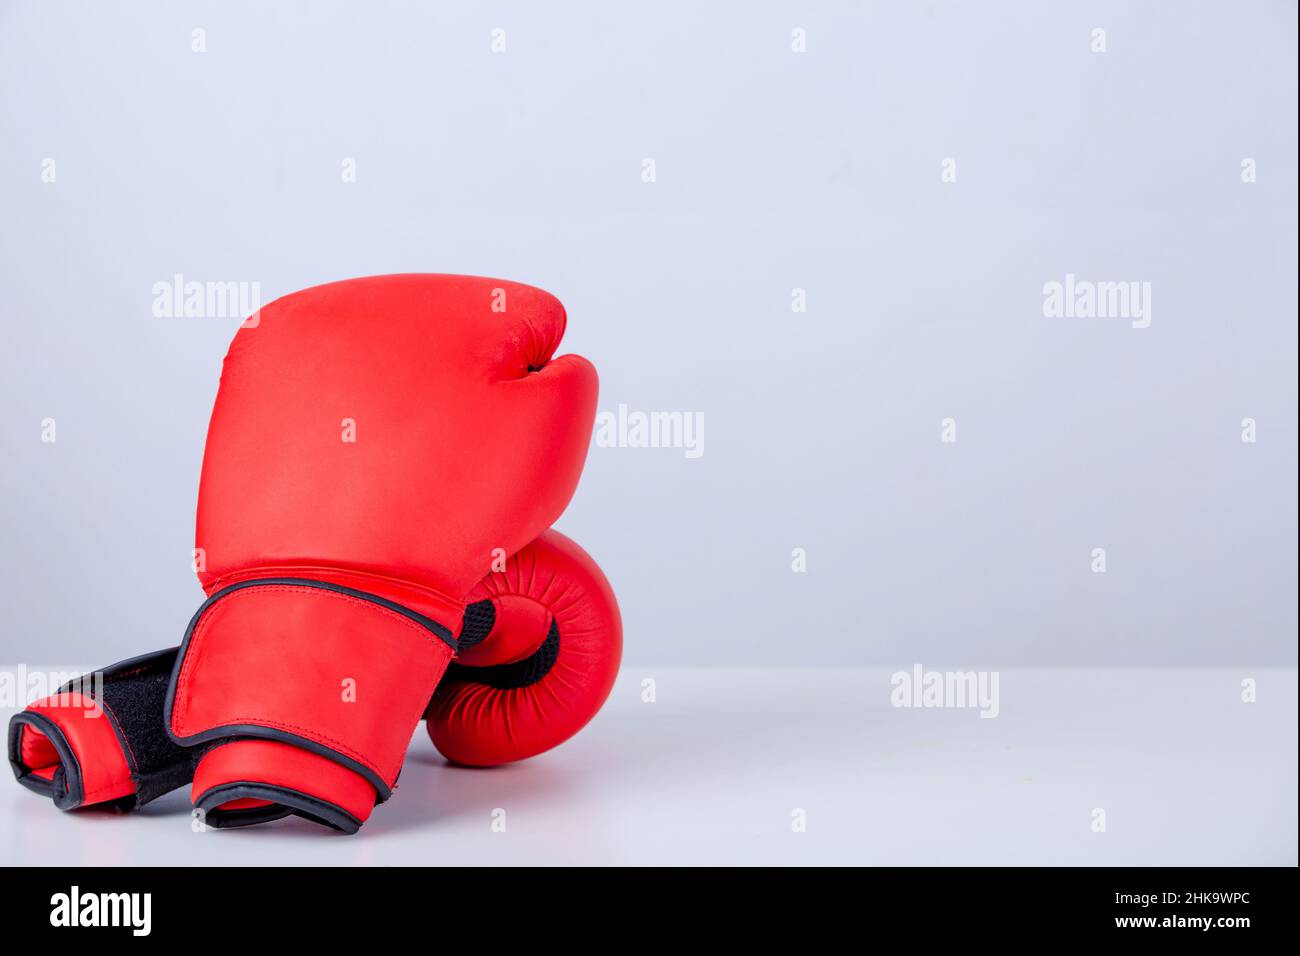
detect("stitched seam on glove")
[80,781,131,802]
[98,698,139,772]
[204,566,464,617]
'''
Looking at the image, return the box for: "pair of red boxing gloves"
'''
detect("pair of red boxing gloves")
[8,274,621,833]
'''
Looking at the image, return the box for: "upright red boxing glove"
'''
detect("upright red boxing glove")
[163,274,597,832]
[9,530,620,818]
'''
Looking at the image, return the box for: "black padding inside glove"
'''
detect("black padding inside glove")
[456,600,496,650]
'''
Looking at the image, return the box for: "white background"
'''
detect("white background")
[1,0,1296,669]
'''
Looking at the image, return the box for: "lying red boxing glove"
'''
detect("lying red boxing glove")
[166,274,598,832]
[9,530,620,820]
[427,529,621,766]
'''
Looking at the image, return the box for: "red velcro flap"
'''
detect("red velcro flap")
[167,582,453,792]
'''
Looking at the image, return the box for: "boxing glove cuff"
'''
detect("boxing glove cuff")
[165,578,459,815]
[9,648,199,811]
[192,740,376,832]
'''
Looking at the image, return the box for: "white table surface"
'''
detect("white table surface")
[1,667,1295,866]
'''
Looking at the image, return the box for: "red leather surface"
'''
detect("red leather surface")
[428,529,622,766]
[194,274,597,626]
[175,275,598,821]
[194,740,375,825]
[17,723,58,770]
[457,593,552,667]
[170,583,453,788]
[216,797,276,810]
[23,693,134,805]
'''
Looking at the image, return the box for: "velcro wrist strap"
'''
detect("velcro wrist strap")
[165,578,457,797]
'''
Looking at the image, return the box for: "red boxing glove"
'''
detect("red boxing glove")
[164,274,597,832]
[9,530,620,819]
[427,529,621,765]
[9,650,197,813]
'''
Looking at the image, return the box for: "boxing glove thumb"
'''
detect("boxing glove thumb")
[426,529,621,766]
